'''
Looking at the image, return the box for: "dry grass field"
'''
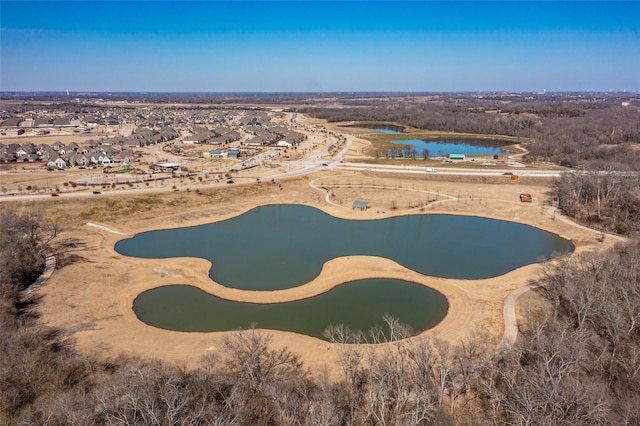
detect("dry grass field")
[14,166,613,380]
[2,114,621,379]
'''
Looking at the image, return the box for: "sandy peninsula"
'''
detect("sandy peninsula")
[31,167,619,380]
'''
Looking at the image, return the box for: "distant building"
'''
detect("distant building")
[152,162,180,172]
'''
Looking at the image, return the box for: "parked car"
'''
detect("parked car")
[92,191,101,194]
[226,180,235,184]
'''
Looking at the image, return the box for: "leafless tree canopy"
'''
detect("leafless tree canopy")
[0,209,58,307]
[479,241,640,425]
[2,207,640,425]
[553,170,640,234]
[294,93,640,169]
[2,90,640,425]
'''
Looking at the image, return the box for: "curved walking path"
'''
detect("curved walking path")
[499,207,628,349]
[308,178,457,210]
[21,253,56,298]
[87,222,129,235]
[18,223,127,300]
[309,176,603,351]
[30,168,624,374]
[309,175,574,351]
[499,284,536,349]
[548,207,627,242]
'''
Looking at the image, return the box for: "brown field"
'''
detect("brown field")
[3,115,620,380]
[18,166,615,381]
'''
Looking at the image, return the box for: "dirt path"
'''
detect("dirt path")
[33,170,615,379]
[498,207,628,349]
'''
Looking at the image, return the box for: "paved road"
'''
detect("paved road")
[6,133,628,353]
[339,162,564,177]
[0,135,572,204]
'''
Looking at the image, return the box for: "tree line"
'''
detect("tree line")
[295,94,640,235]
[294,96,640,170]
[2,209,639,424]
[552,170,640,235]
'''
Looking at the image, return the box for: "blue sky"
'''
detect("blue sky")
[1,1,638,92]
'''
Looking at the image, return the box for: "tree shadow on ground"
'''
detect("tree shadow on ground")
[54,238,89,268]
[16,294,42,321]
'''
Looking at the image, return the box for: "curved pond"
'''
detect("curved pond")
[133,279,449,339]
[116,204,573,291]
[392,139,511,155]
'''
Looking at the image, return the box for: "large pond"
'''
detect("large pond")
[346,123,511,154]
[116,204,573,291]
[392,139,511,156]
[133,279,449,339]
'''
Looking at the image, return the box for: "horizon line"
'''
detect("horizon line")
[2,90,638,96]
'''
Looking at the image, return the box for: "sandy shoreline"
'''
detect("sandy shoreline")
[33,169,617,380]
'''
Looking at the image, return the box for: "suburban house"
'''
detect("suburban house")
[46,156,67,169]
[113,149,135,164]
[52,141,65,151]
[90,152,114,166]
[67,153,90,167]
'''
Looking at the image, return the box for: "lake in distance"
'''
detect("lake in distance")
[392,139,511,156]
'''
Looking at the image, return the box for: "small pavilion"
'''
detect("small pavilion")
[352,200,370,211]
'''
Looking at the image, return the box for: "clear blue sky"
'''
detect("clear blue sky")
[1,1,638,92]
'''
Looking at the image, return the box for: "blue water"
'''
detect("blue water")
[116,204,573,291]
[392,139,511,156]
[367,125,404,134]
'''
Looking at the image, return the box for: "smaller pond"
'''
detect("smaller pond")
[347,124,405,134]
[133,279,449,340]
[367,125,404,134]
[392,139,511,156]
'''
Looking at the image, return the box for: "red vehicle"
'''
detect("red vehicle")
[50,193,59,197]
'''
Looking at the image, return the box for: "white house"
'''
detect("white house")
[90,152,114,166]
[47,156,67,169]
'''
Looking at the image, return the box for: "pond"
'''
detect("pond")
[366,124,404,134]
[133,279,449,339]
[346,124,405,134]
[392,139,511,156]
[116,204,573,291]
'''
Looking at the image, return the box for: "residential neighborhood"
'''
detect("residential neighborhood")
[0,101,325,196]
[0,104,308,171]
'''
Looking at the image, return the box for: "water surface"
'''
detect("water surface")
[347,124,405,134]
[367,125,404,134]
[133,279,449,339]
[116,204,573,290]
[392,139,511,156]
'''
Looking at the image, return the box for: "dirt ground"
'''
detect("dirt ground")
[6,114,619,379]
[27,167,618,381]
